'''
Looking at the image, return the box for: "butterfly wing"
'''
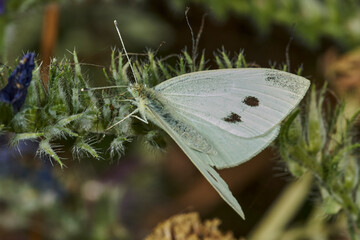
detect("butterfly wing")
[154,68,310,169]
[146,106,248,218]
[145,68,309,218]
[168,112,280,169]
[154,68,310,138]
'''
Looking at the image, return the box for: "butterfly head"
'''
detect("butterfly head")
[128,83,153,119]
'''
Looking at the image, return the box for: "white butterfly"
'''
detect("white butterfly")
[111,21,310,219]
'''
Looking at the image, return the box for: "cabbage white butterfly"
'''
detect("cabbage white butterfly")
[110,20,310,219]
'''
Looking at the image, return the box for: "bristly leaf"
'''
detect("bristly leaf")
[178,56,186,75]
[279,82,360,235]
[214,48,234,69]
[306,85,326,155]
[38,139,64,167]
[183,51,193,71]
[57,113,84,126]
[235,50,247,68]
[221,49,233,68]
[198,50,206,71]
[10,132,43,146]
[157,60,171,79]
[215,54,225,69]
[279,109,301,144]
[73,137,100,159]
[109,136,129,158]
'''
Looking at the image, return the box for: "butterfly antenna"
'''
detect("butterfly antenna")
[114,20,138,84]
[81,85,127,92]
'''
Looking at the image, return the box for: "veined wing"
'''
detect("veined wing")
[146,88,280,169]
[146,105,249,219]
[154,68,310,138]
[168,110,280,169]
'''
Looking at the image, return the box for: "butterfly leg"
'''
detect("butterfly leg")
[98,107,147,142]
[131,114,148,124]
[105,108,140,131]
[98,108,141,142]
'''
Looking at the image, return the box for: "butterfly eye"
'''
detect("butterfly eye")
[243,96,259,107]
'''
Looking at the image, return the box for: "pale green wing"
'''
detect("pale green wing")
[167,111,280,169]
[147,107,249,219]
[153,68,309,169]
[154,68,310,138]
[145,68,309,217]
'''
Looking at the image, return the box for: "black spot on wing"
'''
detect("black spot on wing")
[243,96,259,107]
[266,75,276,81]
[223,112,242,123]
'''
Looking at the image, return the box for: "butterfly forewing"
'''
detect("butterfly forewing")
[154,68,310,138]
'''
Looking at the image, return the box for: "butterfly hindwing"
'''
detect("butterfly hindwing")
[147,106,246,218]
[163,109,281,169]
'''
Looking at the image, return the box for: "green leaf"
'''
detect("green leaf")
[10,132,43,146]
[38,139,64,167]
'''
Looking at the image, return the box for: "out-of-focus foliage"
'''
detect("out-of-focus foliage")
[279,85,360,237]
[0,0,174,62]
[0,140,130,239]
[277,207,350,240]
[325,47,360,117]
[169,0,360,49]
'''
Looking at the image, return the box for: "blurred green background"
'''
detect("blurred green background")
[1,0,360,239]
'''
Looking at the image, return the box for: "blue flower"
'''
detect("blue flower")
[0,52,35,111]
[0,0,5,15]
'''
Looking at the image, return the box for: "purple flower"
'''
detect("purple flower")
[0,52,35,111]
[0,0,5,15]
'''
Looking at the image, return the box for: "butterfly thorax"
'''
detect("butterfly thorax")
[128,83,155,121]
